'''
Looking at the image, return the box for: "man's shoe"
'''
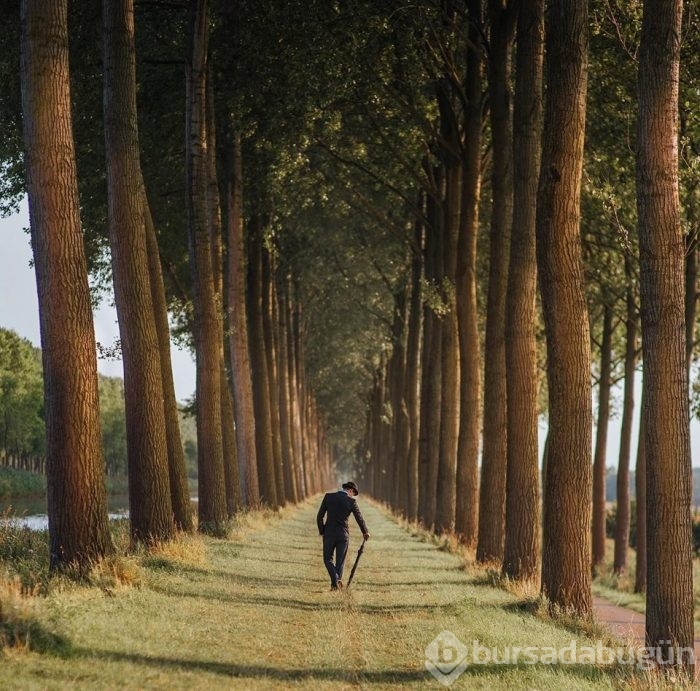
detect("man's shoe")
[330,583,339,591]
[337,580,343,591]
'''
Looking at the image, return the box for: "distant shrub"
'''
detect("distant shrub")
[0,467,45,499]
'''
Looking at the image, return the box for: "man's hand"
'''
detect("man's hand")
[363,532,370,540]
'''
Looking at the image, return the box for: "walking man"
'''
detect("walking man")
[317,481,370,591]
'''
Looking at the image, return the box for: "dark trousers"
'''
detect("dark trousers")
[323,533,349,585]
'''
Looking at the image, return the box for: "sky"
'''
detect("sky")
[2,201,700,466]
[0,201,196,402]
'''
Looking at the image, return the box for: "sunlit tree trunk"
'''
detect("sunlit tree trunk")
[144,205,193,533]
[502,0,543,582]
[186,0,227,533]
[103,0,173,542]
[20,0,113,568]
[637,0,694,667]
[537,0,592,616]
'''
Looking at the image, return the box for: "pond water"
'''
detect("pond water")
[0,495,131,531]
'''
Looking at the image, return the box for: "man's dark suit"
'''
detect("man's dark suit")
[317,490,368,587]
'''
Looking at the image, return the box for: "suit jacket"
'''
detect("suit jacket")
[317,490,368,538]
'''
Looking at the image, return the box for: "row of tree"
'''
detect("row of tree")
[356,0,695,671]
[2,0,699,673]
[14,0,334,569]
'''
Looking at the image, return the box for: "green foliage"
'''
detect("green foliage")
[0,329,44,459]
[98,375,127,476]
[0,467,45,498]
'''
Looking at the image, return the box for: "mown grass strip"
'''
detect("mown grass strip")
[0,500,691,689]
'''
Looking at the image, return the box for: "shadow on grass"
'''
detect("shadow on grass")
[148,581,453,614]
[0,619,72,656]
[64,647,639,687]
[68,648,429,683]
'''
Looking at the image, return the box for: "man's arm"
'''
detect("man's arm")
[317,494,328,535]
[351,500,370,538]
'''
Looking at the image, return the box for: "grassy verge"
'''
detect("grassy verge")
[0,501,691,689]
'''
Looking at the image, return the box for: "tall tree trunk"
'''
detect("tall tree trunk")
[634,395,647,593]
[502,0,543,582]
[592,303,613,570]
[186,0,227,533]
[206,72,240,517]
[103,0,173,542]
[390,292,409,513]
[613,263,636,574]
[434,158,461,535]
[477,0,515,562]
[288,290,307,499]
[637,0,694,666]
[263,249,286,504]
[455,0,483,543]
[248,224,279,507]
[405,219,423,520]
[20,0,113,569]
[144,204,193,533]
[225,128,260,508]
[277,282,298,503]
[537,0,592,616]
[418,178,443,528]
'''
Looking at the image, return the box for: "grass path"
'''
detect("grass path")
[0,500,656,689]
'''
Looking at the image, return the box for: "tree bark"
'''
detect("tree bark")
[634,394,647,593]
[277,281,299,503]
[248,224,279,507]
[435,159,461,535]
[477,0,514,562]
[537,0,592,616]
[186,0,227,533]
[225,128,260,508]
[637,0,694,666]
[262,248,286,504]
[405,219,423,520]
[103,0,173,542]
[613,262,636,574]
[20,0,113,569]
[454,0,483,544]
[502,0,543,582]
[592,303,613,570]
[205,73,241,517]
[418,174,443,529]
[144,204,193,533]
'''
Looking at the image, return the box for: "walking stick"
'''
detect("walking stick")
[346,537,367,589]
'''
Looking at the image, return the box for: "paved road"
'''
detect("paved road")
[593,595,700,679]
